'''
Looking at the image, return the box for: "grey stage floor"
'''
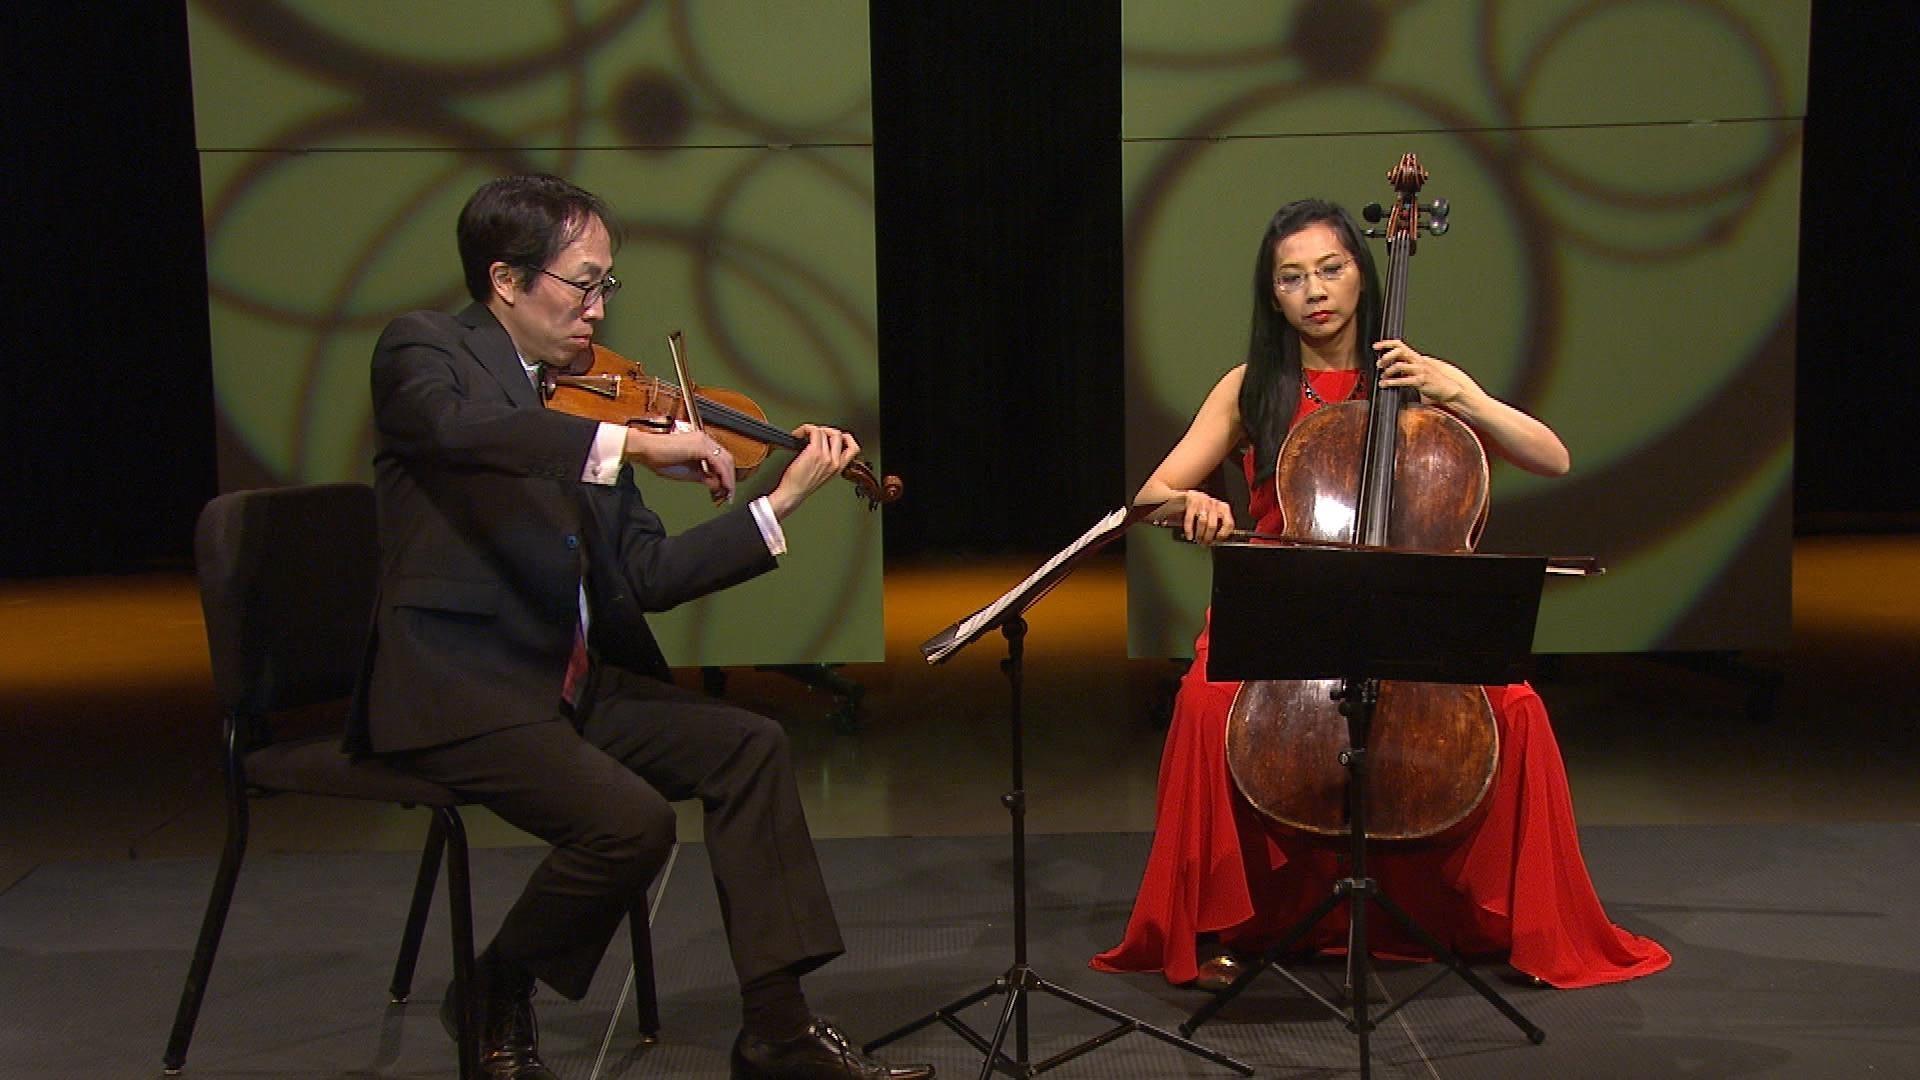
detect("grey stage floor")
[3,826,1918,1079]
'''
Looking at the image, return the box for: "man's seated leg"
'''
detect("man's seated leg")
[580,669,932,1078]
[399,717,679,1079]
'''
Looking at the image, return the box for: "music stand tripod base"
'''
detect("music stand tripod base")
[1185,544,1557,1077]
[1178,678,1545,1075]
[869,615,1251,1080]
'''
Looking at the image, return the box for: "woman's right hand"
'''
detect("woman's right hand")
[1134,365,1247,544]
[1176,490,1236,545]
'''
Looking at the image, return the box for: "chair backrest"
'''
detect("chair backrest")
[195,483,377,716]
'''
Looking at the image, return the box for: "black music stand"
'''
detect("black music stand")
[866,506,1252,1080]
[1182,542,1552,1079]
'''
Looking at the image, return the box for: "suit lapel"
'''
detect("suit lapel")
[457,302,542,410]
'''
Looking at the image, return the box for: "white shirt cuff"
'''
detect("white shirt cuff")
[749,496,787,557]
[582,423,627,486]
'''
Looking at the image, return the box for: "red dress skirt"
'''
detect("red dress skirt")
[1092,369,1670,988]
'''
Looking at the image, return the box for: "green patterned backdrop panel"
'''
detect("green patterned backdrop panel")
[1123,0,1804,656]
[188,1,882,666]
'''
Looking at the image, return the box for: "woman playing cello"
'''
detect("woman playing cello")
[1091,198,1669,991]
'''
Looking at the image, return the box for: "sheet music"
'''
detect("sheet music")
[921,504,1154,664]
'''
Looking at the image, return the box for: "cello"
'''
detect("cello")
[1223,154,1499,842]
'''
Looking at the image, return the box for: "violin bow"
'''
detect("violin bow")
[1143,515,1601,576]
[665,330,726,503]
[665,330,703,432]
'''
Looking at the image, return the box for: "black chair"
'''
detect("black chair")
[163,482,658,1079]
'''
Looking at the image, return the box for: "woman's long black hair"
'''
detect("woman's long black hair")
[1236,199,1383,483]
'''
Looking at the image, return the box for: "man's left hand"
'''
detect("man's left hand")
[766,425,860,520]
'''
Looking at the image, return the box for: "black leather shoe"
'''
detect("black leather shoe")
[439,979,558,1080]
[731,1018,934,1079]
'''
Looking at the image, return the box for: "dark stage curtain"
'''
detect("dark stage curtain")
[3,4,216,577]
[1794,3,1920,525]
[871,2,1124,559]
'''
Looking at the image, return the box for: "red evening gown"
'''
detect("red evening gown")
[1092,368,1669,989]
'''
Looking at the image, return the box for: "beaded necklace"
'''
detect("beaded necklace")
[1300,368,1365,406]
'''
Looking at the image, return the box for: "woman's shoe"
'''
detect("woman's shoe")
[1191,953,1247,994]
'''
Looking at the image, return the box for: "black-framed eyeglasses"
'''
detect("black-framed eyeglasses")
[533,266,622,308]
[1272,258,1352,294]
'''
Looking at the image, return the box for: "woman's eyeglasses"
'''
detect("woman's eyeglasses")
[1273,259,1352,294]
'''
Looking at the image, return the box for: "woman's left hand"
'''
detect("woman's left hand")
[1374,339,1483,408]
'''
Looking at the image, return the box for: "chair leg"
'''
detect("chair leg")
[440,807,479,1080]
[162,747,251,1074]
[389,811,447,1002]
[628,903,660,1043]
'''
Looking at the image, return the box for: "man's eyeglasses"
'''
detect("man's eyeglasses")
[534,267,622,308]
[1272,258,1352,294]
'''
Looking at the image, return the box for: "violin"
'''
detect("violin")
[540,335,903,509]
[1224,153,1499,843]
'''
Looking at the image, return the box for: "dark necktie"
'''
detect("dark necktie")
[534,360,592,708]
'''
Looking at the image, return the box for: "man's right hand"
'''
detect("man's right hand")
[624,423,737,503]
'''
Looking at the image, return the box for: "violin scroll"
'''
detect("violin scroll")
[840,461,905,508]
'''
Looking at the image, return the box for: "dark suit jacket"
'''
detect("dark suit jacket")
[349,303,777,753]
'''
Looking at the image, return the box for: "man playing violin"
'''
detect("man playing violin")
[351,173,931,1080]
